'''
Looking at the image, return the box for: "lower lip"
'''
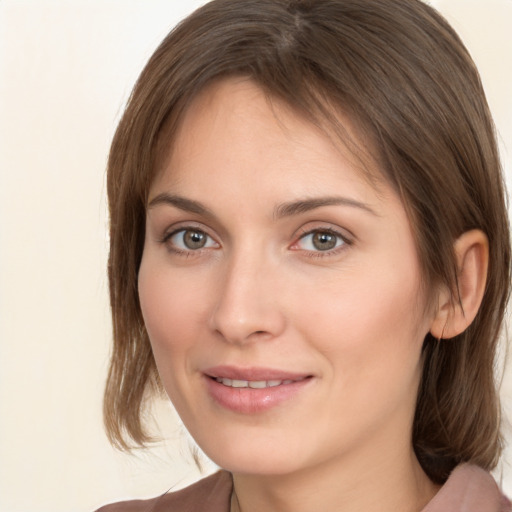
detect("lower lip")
[204,376,312,414]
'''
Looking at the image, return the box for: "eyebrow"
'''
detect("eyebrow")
[274,196,378,219]
[148,193,214,217]
[147,193,377,218]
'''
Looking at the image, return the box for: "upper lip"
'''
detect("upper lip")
[203,365,311,381]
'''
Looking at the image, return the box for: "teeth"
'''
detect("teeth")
[248,380,267,389]
[214,377,300,388]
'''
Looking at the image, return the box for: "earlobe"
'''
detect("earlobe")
[430,229,489,340]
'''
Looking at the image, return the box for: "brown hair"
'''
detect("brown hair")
[104,0,510,483]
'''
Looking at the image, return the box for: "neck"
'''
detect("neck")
[231,438,439,512]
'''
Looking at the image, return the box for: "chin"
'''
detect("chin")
[215,452,305,476]
[193,429,313,476]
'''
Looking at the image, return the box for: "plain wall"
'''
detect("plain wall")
[0,1,511,511]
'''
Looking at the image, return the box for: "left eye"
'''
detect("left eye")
[168,228,218,251]
[296,230,345,252]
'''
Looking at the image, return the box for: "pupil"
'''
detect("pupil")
[184,230,206,249]
[313,232,336,251]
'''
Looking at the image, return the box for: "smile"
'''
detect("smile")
[214,377,304,388]
[204,368,313,413]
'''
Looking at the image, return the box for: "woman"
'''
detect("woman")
[98,0,511,510]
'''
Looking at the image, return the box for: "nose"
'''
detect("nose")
[208,251,286,345]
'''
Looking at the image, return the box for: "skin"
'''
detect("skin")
[138,78,442,512]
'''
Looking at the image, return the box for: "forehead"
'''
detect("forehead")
[153,77,388,197]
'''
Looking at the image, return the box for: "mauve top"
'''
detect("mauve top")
[96,464,511,512]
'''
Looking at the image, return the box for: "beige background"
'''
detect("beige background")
[0,1,511,511]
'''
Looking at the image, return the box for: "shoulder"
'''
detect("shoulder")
[95,471,232,512]
[422,464,511,512]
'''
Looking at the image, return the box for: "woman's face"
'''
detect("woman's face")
[138,78,435,476]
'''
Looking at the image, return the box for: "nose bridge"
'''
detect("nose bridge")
[209,244,285,344]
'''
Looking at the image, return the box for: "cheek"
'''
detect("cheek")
[312,276,428,433]
[138,256,206,367]
[137,262,209,419]
[293,260,429,382]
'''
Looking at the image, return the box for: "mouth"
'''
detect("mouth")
[203,366,313,414]
[212,376,309,389]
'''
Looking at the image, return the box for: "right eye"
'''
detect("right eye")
[165,228,218,252]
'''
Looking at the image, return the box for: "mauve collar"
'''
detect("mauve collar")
[422,464,510,512]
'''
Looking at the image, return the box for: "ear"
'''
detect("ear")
[430,229,489,340]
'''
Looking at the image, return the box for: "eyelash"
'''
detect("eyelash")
[159,226,352,258]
